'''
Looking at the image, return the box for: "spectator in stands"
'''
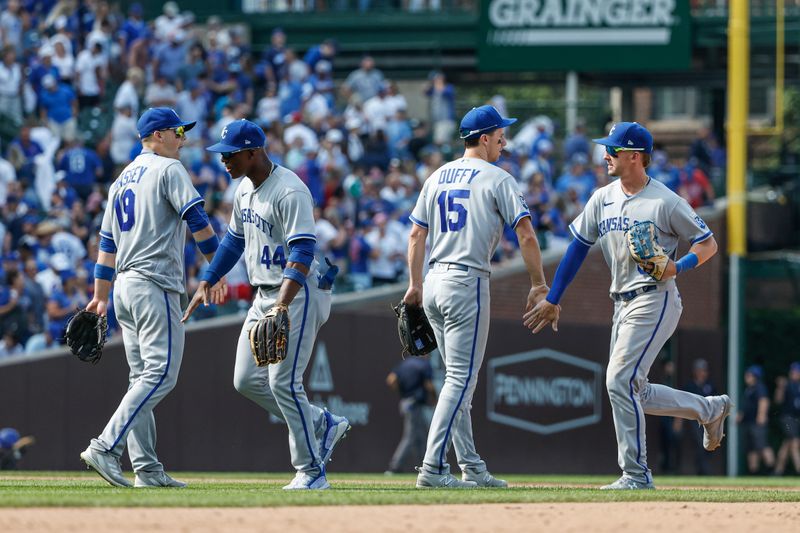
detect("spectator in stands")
[49,36,74,82]
[144,72,178,108]
[683,358,717,475]
[108,104,138,173]
[555,153,595,204]
[347,222,373,290]
[0,46,23,126]
[154,2,183,41]
[738,365,776,474]
[0,152,17,206]
[0,0,23,53]
[57,140,103,201]
[6,124,43,186]
[25,322,59,353]
[46,268,88,344]
[74,36,107,108]
[260,27,287,85]
[0,428,35,469]
[38,74,78,143]
[649,149,680,192]
[0,331,23,357]
[304,38,337,72]
[345,55,385,103]
[29,46,60,96]
[689,126,714,177]
[0,269,26,343]
[154,30,187,83]
[256,82,281,127]
[564,120,591,161]
[678,157,715,208]
[386,108,413,160]
[365,212,404,286]
[773,362,800,476]
[424,70,456,147]
[21,258,46,336]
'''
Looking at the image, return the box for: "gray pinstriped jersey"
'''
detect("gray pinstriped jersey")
[100,151,202,294]
[410,157,530,272]
[229,165,319,287]
[570,177,712,294]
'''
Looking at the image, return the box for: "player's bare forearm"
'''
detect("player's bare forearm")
[515,218,548,292]
[404,224,428,305]
[275,261,309,306]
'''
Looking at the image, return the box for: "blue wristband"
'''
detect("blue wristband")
[675,252,699,274]
[283,267,306,286]
[197,235,220,255]
[94,263,115,281]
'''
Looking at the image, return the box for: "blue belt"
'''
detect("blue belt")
[611,285,658,302]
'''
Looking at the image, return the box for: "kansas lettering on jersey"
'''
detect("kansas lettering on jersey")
[570,177,712,294]
[410,157,530,272]
[229,165,319,287]
[100,151,202,294]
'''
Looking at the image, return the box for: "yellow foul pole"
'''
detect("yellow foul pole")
[726,0,749,477]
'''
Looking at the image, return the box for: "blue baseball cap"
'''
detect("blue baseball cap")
[745,365,763,379]
[0,428,19,449]
[206,119,267,153]
[593,122,653,153]
[459,105,517,140]
[137,107,196,139]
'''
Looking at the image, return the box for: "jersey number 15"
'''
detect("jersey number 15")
[437,189,470,233]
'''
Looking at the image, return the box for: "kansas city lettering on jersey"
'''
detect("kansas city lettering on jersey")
[437,168,481,185]
[110,165,147,192]
[241,208,274,237]
[597,216,632,238]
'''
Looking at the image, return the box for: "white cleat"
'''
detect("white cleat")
[703,394,733,451]
[134,471,187,488]
[80,447,132,488]
[319,410,351,465]
[462,469,508,488]
[282,471,330,490]
[600,475,655,490]
[416,468,478,489]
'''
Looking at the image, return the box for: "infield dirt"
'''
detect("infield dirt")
[0,502,798,533]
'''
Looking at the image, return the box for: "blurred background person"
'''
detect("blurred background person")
[385,356,435,475]
[773,362,800,476]
[0,427,35,469]
[683,358,717,475]
[738,365,775,475]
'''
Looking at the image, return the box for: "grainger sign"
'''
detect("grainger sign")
[478,0,691,72]
[487,348,603,434]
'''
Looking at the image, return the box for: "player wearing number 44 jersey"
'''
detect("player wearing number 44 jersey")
[183,120,350,490]
[405,105,555,489]
[81,108,226,488]
[526,122,732,490]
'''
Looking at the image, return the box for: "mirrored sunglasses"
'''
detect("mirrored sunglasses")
[606,145,644,157]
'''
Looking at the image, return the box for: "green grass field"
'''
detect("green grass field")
[1,472,798,507]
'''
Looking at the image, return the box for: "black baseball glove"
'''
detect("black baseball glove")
[249,304,290,366]
[64,309,108,364]
[393,301,437,357]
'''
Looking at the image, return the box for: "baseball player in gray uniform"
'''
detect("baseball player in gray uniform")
[182,119,350,490]
[525,122,732,489]
[81,107,225,488]
[405,105,553,489]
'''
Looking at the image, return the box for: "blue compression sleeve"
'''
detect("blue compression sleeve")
[94,263,115,281]
[545,238,591,305]
[99,236,117,253]
[287,238,315,267]
[283,267,306,285]
[183,203,211,233]
[675,252,699,274]
[201,232,245,286]
[197,235,219,255]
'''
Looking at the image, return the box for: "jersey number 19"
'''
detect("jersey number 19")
[437,189,470,233]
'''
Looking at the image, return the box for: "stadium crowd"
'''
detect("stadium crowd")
[0,1,723,355]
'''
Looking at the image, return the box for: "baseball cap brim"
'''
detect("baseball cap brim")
[460,117,517,139]
[205,142,242,153]
[591,136,623,148]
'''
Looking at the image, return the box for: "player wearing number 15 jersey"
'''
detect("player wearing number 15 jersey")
[81,108,225,488]
[404,105,554,489]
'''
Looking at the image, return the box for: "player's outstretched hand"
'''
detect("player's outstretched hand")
[209,276,228,305]
[523,299,560,334]
[403,285,423,306]
[86,298,108,317]
[526,284,550,311]
[182,281,212,323]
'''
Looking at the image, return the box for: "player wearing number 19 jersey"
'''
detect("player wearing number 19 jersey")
[81,108,222,488]
[405,105,553,489]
